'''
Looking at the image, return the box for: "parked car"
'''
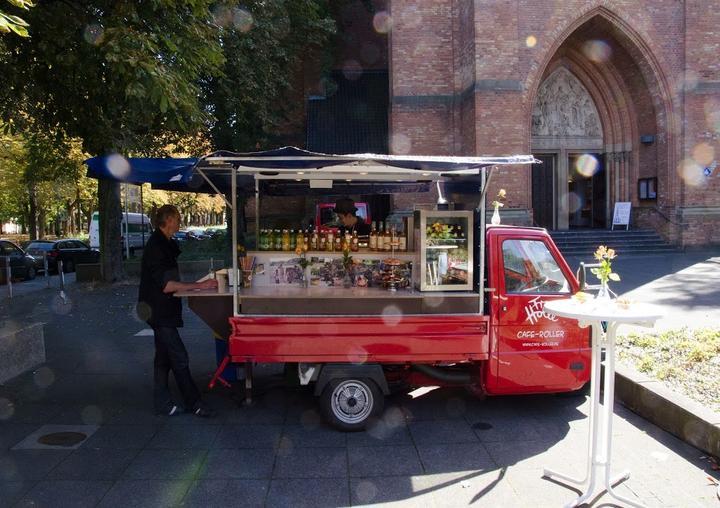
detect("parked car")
[25,239,100,273]
[172,231,197,242]
[0,239,38,280]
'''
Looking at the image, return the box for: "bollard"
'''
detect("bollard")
[59,260,65,290]
[5,256,11,299]
[44,253,50,288]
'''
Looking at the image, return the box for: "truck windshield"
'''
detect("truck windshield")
[502,239,570,294]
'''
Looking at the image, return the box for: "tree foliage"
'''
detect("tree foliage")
[0,0,33,37]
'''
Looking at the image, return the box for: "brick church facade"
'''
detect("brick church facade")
[308,1,719,247]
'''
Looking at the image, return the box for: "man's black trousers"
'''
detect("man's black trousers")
[152,326,201,412]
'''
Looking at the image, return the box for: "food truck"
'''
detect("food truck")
[177,148,591,431]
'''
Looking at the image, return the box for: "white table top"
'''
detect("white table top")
[544,297,663,324]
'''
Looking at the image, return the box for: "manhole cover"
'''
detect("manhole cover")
[37,431,87,447]
[472,422,493,430]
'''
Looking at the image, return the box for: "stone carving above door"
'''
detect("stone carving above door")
[532,67,602,138]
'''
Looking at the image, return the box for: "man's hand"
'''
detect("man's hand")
[195,279,218,290]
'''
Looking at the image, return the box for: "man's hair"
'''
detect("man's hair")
[155,205,180,228]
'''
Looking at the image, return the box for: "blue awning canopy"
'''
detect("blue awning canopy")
[85,146,537,195]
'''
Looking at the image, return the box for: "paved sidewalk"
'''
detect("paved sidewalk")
[0,251,718,507]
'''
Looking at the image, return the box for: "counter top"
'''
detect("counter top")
[175,286,478,299]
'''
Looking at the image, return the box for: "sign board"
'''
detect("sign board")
[611,202,631,230]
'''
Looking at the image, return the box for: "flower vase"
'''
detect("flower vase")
[300,268,309,288]
[491,206,501,225]
[343,271,352,289]
[596,280,611,301]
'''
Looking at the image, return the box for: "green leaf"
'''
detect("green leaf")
[608,273,620,281]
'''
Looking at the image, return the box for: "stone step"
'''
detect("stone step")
[549,229,679,257]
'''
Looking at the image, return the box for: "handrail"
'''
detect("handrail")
[651,206,688,227]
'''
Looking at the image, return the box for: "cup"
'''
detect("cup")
[216,272,227,293]
[242,269,253,288]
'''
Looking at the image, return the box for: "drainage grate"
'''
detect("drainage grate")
[37,431,87,447]
[12,424,98,450]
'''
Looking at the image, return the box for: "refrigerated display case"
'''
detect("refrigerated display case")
[414,210,473,291]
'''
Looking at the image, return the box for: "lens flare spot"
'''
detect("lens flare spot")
[0,398,14,420]
[373,11,393,34]
[390,133,412,155]
[582,40,612,63]
[568,191,583,214]
[677,158,704,187]
[704,98,720,133]
[575,154,599,177]
[212,5,232,27]
[106,154,131,180]
[692,142,715,166]
[83,24,104,45]
[347,346,368,365]
[34,367,55,388]
[233,7,254,33]
[82,405,103,425]
[51,293,73,315]
[360,42,380,65]
[355,480,379,503]
[525,35,537,48]
[381,305,403,327]
[342,59,363,81]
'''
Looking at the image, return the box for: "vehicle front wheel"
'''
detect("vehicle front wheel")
[320,378,383,431]
[25,266,36,281]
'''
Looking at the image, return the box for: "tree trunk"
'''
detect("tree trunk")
[98,179,125,282]
[27,182,38,241]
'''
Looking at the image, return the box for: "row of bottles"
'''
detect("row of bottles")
[368,221,407,252]
[256,222,408,252]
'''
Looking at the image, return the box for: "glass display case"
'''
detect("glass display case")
[414,210,473,291]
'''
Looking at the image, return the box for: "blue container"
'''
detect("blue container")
[214,338,237,382]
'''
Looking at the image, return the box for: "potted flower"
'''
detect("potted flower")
[590,245,620,299]
[491,189,506,225]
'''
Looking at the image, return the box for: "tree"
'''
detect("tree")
[205,0,336,151]
[0,1,225,281]
[0,0,33,37]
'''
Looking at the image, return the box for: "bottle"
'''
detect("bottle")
[302,229,309,251]
[383,223,392,251]
[319,229,327,251]
[267,229,275,250]
[310,227,319,251]
[274,229,282,250]
[281,229,290,251]
[334,234,342,252]
[369,221,377,251]
[327,229,334,251]
[351,230,359,252]
[289,229,297,250]
[398,225,407,252]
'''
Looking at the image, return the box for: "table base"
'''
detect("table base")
[542,320,646,508]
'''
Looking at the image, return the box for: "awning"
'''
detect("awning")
[85,155,198,185]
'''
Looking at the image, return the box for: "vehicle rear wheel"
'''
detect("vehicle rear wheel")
[320,377,383,431]
[25,266,36,281]
[63,259,74,273]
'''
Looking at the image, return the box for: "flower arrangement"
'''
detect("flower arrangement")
[341,249,354,270]
[426,222,455,240]
[591,245,620,285]
[491,188,506,209]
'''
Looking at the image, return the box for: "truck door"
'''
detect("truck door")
[487,233,589,394]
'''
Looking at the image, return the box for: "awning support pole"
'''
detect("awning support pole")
[197,168,232,208]
[477,166,495,314]
[254,178,260,251]
[231,166,238,317]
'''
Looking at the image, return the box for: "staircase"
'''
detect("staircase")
[550,229,680,258]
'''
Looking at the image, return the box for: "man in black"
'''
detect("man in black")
[138,205,217,417]
[334,197,372,236]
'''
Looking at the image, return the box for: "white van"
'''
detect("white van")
[90,211,153,255]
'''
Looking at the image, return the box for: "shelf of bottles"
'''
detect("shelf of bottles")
[255,222,411,256]
[414,210,473,291]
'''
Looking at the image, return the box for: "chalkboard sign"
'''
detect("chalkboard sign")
[611,202,631,230]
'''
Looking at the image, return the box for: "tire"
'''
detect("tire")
[25,266,36,281]
[63,259,74,273]
[320,377,383,431]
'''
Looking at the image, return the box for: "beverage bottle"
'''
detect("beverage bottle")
[274,229,282,250]
[327,229,335,251]
[398,225,407,251]
[335,235,342,252]
[310,228,318,250]
[302,229,309,251]
[319,229,327,251]
[281,229,290,251]
[289,229,297,250]
[267,229,275,250]
[369,221,377,251]
[383,223,392,251]
[351,230,359,252]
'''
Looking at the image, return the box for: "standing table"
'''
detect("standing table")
[543,297,662,508]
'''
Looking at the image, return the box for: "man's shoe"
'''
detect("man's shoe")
[192,403,216,418]
[156,404,180,417]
